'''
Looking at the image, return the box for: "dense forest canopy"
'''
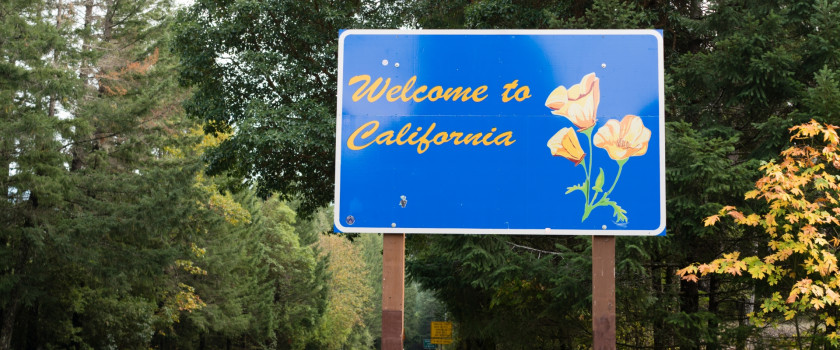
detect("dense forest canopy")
[2,0,840,349]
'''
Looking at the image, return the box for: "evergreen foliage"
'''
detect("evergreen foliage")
[5,0,840,348]
[1,1,348,348]
[172,0,409,215]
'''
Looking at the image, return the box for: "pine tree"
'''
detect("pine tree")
[0,0,81,347]
[2,0,231,347]
[173,0,410,215]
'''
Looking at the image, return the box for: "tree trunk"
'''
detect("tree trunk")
[23,304,37,350]
[81,0,93,83]
[736,298,747,350]
[47,0,64,119]
[680,277,700,350]
[103,0,116,42]
[680,279,699,313]
[708,274,720,350]
[0,196,33,350]
[0,297,20,350]
[652,266,667,350]
[1,132,9,205]
[825,305,837,350]
[71,0,95,172]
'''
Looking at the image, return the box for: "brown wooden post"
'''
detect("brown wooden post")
[592,236,616,350]
[382,233,406,350]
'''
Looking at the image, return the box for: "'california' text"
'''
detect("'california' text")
[347,121,516,154]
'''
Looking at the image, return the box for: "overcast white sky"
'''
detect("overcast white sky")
[174,0,193,8]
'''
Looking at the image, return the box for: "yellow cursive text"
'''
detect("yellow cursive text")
[347,121,516,154]
[349,75,488,103]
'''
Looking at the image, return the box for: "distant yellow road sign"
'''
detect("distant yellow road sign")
[431,321,452,338]
[431,337,453,345]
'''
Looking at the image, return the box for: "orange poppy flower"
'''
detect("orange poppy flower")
[593,115,651,160]
[547,127,586,165]
[545,73,600,131]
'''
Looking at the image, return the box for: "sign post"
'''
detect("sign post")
[336,30,665,350]
[381,234,405,350]
[592,236,616,349]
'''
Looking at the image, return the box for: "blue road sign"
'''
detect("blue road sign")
[335,30,665,235]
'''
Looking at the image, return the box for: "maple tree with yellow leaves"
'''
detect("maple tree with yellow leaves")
[678,120,840,345]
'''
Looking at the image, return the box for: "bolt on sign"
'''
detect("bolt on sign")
[335,30,665,236]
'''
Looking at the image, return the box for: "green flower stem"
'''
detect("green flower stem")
[580,158,590,206]
[583,158,628,221]
[582,204,593,222]
[590,158,627,208]
[580,127,594,221]
[604,158,627,197]
[581,127,594,182]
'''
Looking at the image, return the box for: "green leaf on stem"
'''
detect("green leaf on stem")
[603,198,628,222]
[565,184,585,195]
[592,168,605,193]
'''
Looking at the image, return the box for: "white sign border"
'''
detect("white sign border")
[334,29,666,236]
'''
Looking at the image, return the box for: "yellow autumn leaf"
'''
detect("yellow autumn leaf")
[793,120,821,139]
[812,285,825,297]
[825,127,840,144]
[795,279,814,294]
[812,298,826,310]
[704,215,720,227]
[764,213,777,226]
[826,288,840,303]
[682,274,699,283]
[801,224,817,237]
[728,210,746,221]
[723,252,741,260]
[725,260,746,276]
[742,214,761,226]
[676,265,698,276]
[698,263,716,274]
